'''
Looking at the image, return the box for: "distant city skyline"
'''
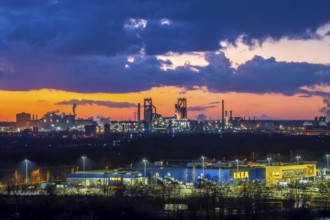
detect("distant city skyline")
[0,1,329,121]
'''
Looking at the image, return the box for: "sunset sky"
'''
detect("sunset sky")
[0,0,330,121]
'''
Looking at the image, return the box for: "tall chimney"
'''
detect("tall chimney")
[137,103,141,122]
[72,104,77,115]
[222,100,225,130]
[225,110,228,117]
[230,110,232,118]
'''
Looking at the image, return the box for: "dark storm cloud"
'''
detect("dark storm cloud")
[1,0,330,55]
[0,69,4,78]
[0,1,330,95]
[0,45,329,95]
[56,99,137,108]
[0,42,201,93]
[212,56,330,95]
[188,105,216,111]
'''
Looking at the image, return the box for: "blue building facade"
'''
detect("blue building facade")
[135,167,265,185]
[66,167,266,186]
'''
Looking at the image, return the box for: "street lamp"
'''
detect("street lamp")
[267,157,271,166]
[24,159,29,183]
[201,156,206,176]
[296,156,301,165]
[326,154,330,169]
[82,156,87,186]
[142,159,147,177]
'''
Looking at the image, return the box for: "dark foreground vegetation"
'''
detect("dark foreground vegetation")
[0,193,329,220]
[0,133,329,168]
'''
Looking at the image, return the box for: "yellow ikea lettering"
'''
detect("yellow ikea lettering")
[109,177,122,181]
[233,171,249,179]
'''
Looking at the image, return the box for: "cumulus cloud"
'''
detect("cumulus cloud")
[124,18,148,30]
[56,99,137,108]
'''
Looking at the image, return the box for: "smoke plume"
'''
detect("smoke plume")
[320,97,330,118]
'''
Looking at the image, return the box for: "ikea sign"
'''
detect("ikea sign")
[233,171,249,179]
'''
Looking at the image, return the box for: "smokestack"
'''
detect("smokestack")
[230,110,232,118]
[137,103,141,122]
[225,111,227,117]
[222,100,224,130]
[36,115,38,120]
[72,104,77,115]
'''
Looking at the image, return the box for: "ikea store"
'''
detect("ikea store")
[67,163,317,186]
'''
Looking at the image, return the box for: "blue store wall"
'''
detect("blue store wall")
[135,167,265,185]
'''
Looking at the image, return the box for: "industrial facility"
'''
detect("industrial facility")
[1,97,328,135]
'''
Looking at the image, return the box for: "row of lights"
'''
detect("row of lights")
[75,154,329,186]
[21,154,330,184]
[267,155,329,166]
[23,157,149,185]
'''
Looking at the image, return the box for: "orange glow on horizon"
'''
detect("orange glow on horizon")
[0,87,324,122]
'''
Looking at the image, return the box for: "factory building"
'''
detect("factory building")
[109,121,138,133]
[16,112,31,128]
[104,124,110,133]
[75,118,98,131]
[40,111,75,131]
[67,170,146,187]
[139,98,190,133]
[175,98,187,119]
[84,125,97,135]
[143,98,156,123]
[142,98,164,133]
